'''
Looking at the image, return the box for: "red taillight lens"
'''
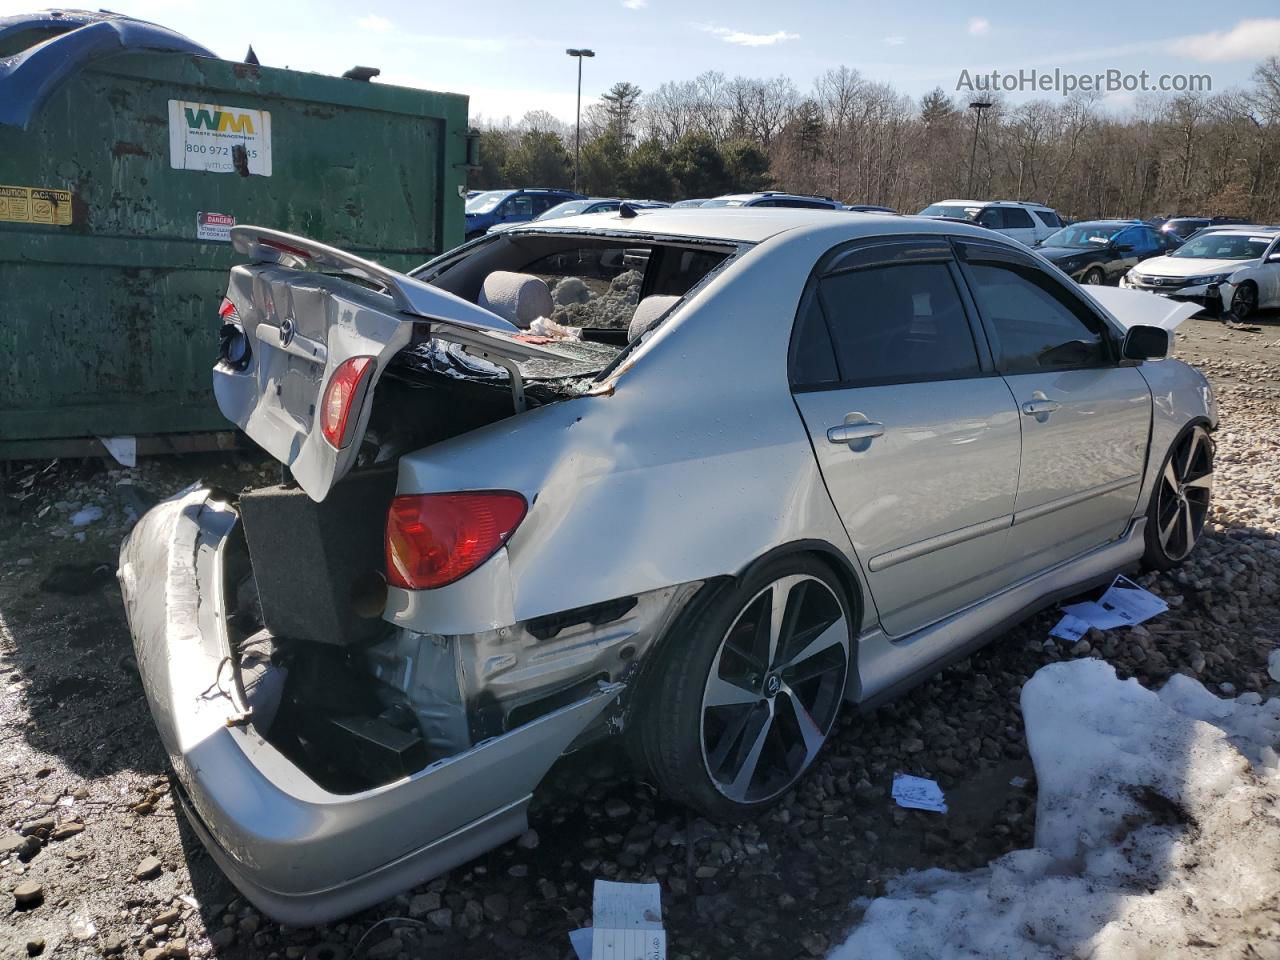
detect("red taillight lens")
[320,356,374,449]
[218,296,238,319]
[386,492,528,589]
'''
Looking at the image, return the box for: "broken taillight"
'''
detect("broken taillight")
[385,492,528,590]
[217,297,251,370]
[320,356,374,449]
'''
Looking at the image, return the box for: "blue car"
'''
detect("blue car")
[464,188,584,240]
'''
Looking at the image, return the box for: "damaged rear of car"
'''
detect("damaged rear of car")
[119,221,742,924]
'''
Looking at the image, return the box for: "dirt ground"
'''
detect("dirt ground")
[2,310,1278,960]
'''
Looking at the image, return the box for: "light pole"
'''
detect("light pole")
[966,99,992,197]
[566,48,594,193]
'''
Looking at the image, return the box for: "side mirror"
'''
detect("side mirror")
[1121,325,1170,361]
[1268,252,1280,262]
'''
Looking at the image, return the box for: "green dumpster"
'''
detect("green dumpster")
[0,11,471,456]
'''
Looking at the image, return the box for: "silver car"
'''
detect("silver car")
[119,210,1217,925]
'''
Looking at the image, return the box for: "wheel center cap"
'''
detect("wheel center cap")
[764,674,782,698]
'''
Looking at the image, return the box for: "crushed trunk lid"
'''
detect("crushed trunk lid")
[215,226,572,502]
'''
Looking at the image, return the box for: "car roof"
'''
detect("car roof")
[933,199,1056,210]
[1194,228,1279,238]
[501,207,997,245]
[1071,219,1143,227]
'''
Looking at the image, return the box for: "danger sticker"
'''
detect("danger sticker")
[0,184,73,225]
[197,212,236,242]
[168,100,272,176]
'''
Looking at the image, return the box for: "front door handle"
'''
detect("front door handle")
[1021,400,1061,416]
[827,421,885,445]
[1021,389,1061,422]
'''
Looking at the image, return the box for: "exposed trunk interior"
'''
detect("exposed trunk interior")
[213,228,735,791]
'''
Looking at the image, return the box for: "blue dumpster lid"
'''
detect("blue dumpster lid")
[0,9,215,129]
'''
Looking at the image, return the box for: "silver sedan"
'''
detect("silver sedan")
[120,209,1216,924]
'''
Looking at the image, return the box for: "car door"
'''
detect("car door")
[1107,226,1150,281]
[1256,236,1280,307]
[499,194,534,225]
[954,239,1152,579]
[790,237,1022,637]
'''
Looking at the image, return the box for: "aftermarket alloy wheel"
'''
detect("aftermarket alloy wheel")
[1144,423,1214,570]
[1081,267,1105,286]
[633,556,852,819]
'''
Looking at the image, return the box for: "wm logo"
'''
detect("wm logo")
[184,107,255,134]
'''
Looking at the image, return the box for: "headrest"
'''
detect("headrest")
[627,294,680,341]
[478,272,554,329]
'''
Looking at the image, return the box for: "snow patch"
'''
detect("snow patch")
[831,659,1280,959]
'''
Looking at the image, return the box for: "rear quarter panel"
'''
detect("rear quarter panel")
[391,230,872,635]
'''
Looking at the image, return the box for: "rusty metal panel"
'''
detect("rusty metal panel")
[0,51,469,449]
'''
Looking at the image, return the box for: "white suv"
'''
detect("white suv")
[917,200,1062,246]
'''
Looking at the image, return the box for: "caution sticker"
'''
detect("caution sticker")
[0,185,73,226]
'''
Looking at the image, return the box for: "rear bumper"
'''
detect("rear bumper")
[117,490,618,925]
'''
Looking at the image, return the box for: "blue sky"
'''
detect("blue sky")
[5,1,1278,120]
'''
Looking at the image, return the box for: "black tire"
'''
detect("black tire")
[1142,423,1214,571]
[1230,282,1257,320]
[1081,267,1106,286]
[631,555,853,820]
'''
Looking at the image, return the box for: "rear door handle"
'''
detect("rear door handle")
[827,421,885,444]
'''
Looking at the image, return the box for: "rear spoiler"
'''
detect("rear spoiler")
[230,226,523,336]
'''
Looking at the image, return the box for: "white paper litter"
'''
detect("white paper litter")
[97,435,137,468]
[69,505,104,526]
[831,659,1280,959]
[569,926,594,960]
[891,773,948,813]
[1050,575,1168,641]
[573,880,666,960]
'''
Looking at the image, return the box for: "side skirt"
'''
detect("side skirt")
[849,518,1147,710]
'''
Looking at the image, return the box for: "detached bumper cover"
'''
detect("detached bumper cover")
[118,490,619,925]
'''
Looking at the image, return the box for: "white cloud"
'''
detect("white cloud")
[968,17,990,36]
[357,14,392,32]
[1167,18,1280,62]
[622,0,648,8]
[883,35,906,46]
[701,25,800,47]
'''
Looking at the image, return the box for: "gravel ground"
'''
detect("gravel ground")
[2,313,1278,960]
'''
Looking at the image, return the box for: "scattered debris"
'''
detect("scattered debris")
[1050,574,1168,643]
[69,505,105,526]
[572,879,666,960]
[891,773,948,813]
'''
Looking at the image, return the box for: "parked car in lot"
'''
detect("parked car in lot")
[487,196,668,233]
[1034,220,1171,285]
[121,209,1216,925]
[1179,222,1280,244]
[671,198,710,208]
[1121,227,1280,318]
[702,191,843,209]
[917,200,1062,246]
[1158,216,1249,244]
[464,188,583,240]
[844,204,898,214]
